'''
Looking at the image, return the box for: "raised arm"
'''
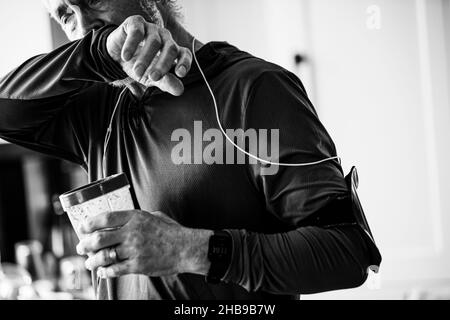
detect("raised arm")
[0,25,126,165]
[0,17,193,165]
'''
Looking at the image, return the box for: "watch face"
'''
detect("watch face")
[207,233,232,284]
[212,246,228,256]
[208,233,232,261]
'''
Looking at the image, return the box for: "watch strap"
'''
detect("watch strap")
[206,230,232,284]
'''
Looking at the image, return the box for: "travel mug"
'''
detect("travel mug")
[59,173,135,300]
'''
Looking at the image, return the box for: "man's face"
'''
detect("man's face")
[44,0,149,41]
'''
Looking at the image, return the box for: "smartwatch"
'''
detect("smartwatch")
[206,230,232,284]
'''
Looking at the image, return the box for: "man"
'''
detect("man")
[0,0,377,300]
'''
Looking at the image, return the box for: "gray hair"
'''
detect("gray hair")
[139,0,182,22]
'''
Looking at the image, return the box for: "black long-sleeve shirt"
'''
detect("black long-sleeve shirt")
[0,26,372,299]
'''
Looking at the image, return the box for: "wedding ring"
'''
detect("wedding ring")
[108,247,119,264]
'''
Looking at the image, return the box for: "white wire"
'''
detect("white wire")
[192,38,341,167]
[99,87,128,301]
[103,88,127,179]
[103,42,341,171]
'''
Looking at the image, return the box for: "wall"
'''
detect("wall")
[181,0,450,299]
[300,0,450,299]
[180,0,308,80]
[0,0,53,145]
[0,0,52,76]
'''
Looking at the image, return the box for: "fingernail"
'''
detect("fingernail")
[80,223,87,234]
[105,268,115,278]
[97,268,106,279]
[150,71,162,82]
[134,64,145,79]
[76,244,83,255]
[177,65,187,77]
[123,51,132,61]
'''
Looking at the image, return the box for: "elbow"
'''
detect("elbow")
[334,229,374,291]
[316,258,370,293]
[337,228,373,290]
[289,259,369,295]
[309,255,370,294]
[299,225,374,294]
[342,226,382,290]
[344,262,369,290]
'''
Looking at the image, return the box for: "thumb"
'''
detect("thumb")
[142,74,185,96]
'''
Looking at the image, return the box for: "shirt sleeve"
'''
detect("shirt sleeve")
[0,25,127,166]
[222,70,372,295]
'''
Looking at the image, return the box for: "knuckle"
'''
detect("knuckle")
[123,233,132,247]
[116,264,125,275]
[116,247,125,261]
[178,48,188,59]
[124,234,135,250]
[127,15,145,24]
[131,233,140,247]
[114,265,122,274]
[151,66,163,75]
[167,44,179,57]
[103,212,113,225]
[101,249,110,262]
[131,26,144,36]
[159,28,171,38]
[128,247,137,260]
[84,220,94,233]
[134,63,147,74]
[183,49,193,61]
[147,22,158,30]
[132,259,142,273]
[125,16,146,34]
[148,36,162,47]
[94,232,104,247]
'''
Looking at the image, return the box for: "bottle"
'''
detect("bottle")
[45,195,78,290]
[50,194,78,259]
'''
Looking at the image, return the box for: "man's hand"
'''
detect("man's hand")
[76,210,213,279]
[106,15,193,96]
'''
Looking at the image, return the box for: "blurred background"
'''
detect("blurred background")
[0,0,450,300]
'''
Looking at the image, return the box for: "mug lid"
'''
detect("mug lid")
[59,173,129,210]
